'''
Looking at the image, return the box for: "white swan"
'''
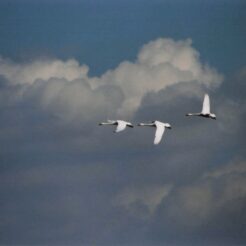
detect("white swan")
[99,120,134,133]
[138,120,171,145]
[186,94,216,120]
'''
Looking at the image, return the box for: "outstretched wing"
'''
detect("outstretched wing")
[154,125,165,145]
[127,123,134,128]
[202,94,210,114]
[115,121,127,133]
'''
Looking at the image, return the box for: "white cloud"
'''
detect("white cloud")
[0,38,223,121]
[160,159,246,227]
[23,78,124,123]
[111,159,246,226]
[0,57,89,85]
[93,38,223,115]
[1,38,246,244]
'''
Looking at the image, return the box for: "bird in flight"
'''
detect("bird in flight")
[138,120,171,145]
[186,94,216,120]
[99,120,134,133]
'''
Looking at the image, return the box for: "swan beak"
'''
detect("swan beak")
[98,123,102,125]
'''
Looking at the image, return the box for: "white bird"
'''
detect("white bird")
[186,94,216,120]
[138,120,171,145]
[99,120,134,133]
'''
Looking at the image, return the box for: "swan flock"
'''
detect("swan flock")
[99,94,216,145]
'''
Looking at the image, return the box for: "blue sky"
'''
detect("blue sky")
[0,0,245,75]
[0,1,246,245]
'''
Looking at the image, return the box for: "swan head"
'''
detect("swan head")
[165,123,172,129]
[210,113,216,120]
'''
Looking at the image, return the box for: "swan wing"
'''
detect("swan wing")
[115,121,127,133]
[202,94,210,114]
[154,124,165,145]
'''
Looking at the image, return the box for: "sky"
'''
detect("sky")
[0,0,246,245]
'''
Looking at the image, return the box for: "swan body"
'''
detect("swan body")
[186,94,216,120]
[138,120,171,145]
[99,120,134,133]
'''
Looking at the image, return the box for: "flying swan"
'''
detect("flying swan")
[99,120,134,133]
[138,121,171,145]
[186,94,216,120]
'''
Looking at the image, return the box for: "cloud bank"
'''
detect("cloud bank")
[1,37,245,245]
[0,38,223,121]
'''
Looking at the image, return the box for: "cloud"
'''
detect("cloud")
[113,184,172,217]
[93,38,223,115]
[0,38,223,121]
[1,38,246,245]
[23,78,124,123]
[149,158,246,244]
[0,57,89,85]
[203,159,246,178]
